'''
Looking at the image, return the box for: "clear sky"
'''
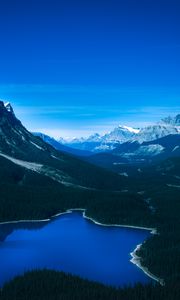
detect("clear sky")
[0,0,179,138]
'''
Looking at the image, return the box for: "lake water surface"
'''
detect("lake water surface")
[0,211,151,287]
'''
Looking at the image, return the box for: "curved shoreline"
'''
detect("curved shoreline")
[0,208,163,285]
[130,244,164,286]
[0,208,157,233]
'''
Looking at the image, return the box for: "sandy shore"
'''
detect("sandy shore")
[0,208,163,285]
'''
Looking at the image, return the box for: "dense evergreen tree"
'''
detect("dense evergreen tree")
[1,270,180,300]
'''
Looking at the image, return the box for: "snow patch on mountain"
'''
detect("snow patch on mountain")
[172,146,179,152]
[134,144,165,156]
[86,133,102,142]
[119,172,128,177]
[4,102,15,115]
[121,125,140,134]
[0,152,77,187]
[94,144,116,151]
[102,125,137,143]
[134,125,178,143]
[30,141,44,151]
[167,184,180,188]
[120,144,164,159]
[0,152,43,172]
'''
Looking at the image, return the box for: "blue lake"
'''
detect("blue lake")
[0,211,151,287]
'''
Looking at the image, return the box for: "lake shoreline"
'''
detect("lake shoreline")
[0,208,157,233]
[130,244,164,286]
[0,208,163,286]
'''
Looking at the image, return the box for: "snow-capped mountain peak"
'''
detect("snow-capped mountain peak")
[118,125,140,134]
[86,133,102,142]
[56,114,180,153]
[2,101,15,115]
[135,124,179,143]
[5,102,12,111]
[102,125,137,143]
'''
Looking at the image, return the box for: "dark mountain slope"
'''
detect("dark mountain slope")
[0,101,126,190]
[0,101,150,225]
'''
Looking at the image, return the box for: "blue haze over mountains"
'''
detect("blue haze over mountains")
[33,114,180,165]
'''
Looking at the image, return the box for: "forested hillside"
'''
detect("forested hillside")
[0,270,180,300]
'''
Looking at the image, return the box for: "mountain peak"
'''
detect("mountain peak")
[0,100,15,116]
[4,102,15,114]
[175,114,180,125]
[87,133,101,142]
[118,125,140,134]
[161,114,180,126]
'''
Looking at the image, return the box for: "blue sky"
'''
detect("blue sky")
[0,0,179,138]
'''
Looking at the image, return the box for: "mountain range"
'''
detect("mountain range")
[51,115,180,153]
[31,114,180,168]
